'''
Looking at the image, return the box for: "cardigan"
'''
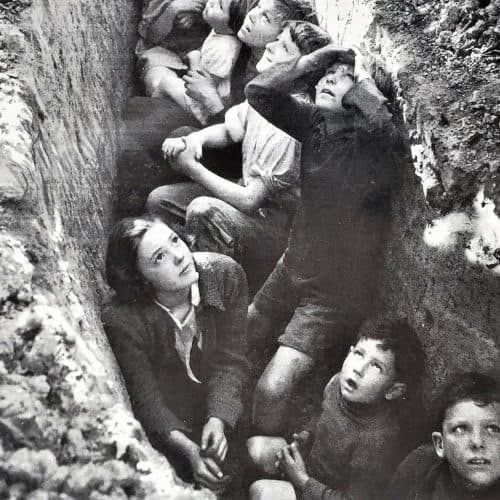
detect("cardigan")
[102,252,250,448]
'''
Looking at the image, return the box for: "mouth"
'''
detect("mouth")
[343,377,358,391]
[180,262,192,276]
[320,88,335,98]
[468,458,491,465]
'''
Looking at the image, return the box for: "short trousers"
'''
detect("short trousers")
[252,256,358,362]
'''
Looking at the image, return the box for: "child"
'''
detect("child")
[248,317,425,499]
[146,21,331,292]
[389,372,500,500]
[245,43,399,434]
[102,216,250,495]
[145,0,245,125]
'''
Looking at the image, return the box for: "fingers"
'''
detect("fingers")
[289,442,300,460]
[203,456,224,479]
[217,437,228,462]
[201,427,211,452]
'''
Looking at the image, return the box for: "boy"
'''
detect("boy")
[147,21,331,292]
[245,43,399,433]
[389,372,500,500]
[248,317,425,499]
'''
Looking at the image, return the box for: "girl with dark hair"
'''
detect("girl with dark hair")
[102,215,250,494]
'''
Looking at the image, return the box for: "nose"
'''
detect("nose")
[172,247,185,266]
[353,362,367,378]
[470,428,485,450]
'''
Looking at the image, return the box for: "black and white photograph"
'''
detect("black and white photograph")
[0,0,499,498]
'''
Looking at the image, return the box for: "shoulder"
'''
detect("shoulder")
[101,297,144,335]
[194,252,247,300]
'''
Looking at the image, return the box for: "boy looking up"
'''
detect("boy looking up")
[248,317,425,500]
[389,372,500,500]
[245,44,399,433]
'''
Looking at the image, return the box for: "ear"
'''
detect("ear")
[384,382,407,401]
[432,431,445,458]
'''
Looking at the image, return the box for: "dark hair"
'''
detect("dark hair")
[285,20,331,55]
[356,317,426,398]
[229,0,247,33]
[274,0,318,25]
[436,372,500,427]
[105,215,188,302]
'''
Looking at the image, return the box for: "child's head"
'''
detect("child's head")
[432,372,500,492]
[314,62,355,113]
[238,0,317,49]
[339,317,425,406]
[256,21,331,72]
[203,0,245,34]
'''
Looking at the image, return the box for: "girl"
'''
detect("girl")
[102,216,249,494]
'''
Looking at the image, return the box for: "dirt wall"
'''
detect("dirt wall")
[0,1,213,498]
[316,0,500,396]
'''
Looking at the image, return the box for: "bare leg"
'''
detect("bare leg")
[247,436,287,476]
[253,346,315,435]
[249,480,296,500]
[143,66,189,110]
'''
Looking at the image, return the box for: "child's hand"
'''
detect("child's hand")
[352,45,372,82]
[183,69,224,115]
[295,44,355,77]
[184,134,203,161]
[291,430,312,453]
[175,11,198,29]
[200,417,228,464]
[162,137,186,160]
[278,442,310,489]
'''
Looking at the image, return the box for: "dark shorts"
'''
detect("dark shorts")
[252,257,357,362]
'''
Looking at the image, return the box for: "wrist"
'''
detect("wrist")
[295,473,310,490]
[204,98,224,117]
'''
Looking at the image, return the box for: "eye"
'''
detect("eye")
[353,349,363,357]
[155,252,165,263]
[453,425,467,435]
[371,362,383,373]
[263,13,270,22]
[172,235,180,244]
[487,424,500,434]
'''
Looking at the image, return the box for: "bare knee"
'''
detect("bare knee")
[186,196,218,221]
[246,436,267,468]
[145,186,166,213]
[254,368,289,405]
[249,480,269,500]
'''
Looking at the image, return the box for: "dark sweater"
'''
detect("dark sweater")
[101,252,250,448]
[300,374,404,500]
[246,67,397,319]
[388,444,500,500]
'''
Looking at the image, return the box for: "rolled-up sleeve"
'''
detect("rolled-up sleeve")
[224,102,248,143]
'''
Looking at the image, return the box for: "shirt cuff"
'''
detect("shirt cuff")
[299,477,328,500]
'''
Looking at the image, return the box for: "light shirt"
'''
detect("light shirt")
[154,283,202,384]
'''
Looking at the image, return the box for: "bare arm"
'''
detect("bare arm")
[173,153,269,212]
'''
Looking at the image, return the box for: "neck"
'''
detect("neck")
[251,47,265,62]
[155,286,191,310]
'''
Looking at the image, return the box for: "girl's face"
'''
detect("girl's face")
[203,0,232,33]
[136,221,198,294]
[238,0,283,49]
[256,27,301,72]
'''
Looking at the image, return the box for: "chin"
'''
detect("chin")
[256,60,268,73]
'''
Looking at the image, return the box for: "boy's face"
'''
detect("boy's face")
[340,337,403,404]
[238,0,283,49]
[203,0,231,33]
[256,27,301,72]
[433,400,500,492]
[315,63,355,112]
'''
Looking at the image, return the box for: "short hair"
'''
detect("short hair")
[436,372,500,427]
[229,0,247,33]
[105,215,188,302]
[274,0,318,25]
[285,20,331,55]
[356,317,426,397]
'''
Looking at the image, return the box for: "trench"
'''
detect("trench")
[0,0,499,498]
